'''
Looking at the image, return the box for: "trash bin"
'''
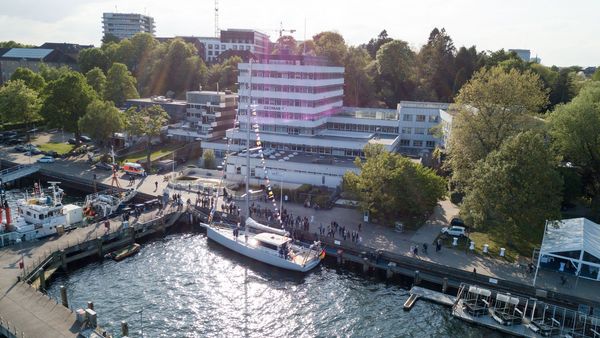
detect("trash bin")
[469,241,475,251]
[452,237,458,246]
[500,247,506,257]
[483,244,489,253]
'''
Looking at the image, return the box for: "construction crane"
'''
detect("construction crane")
[277,21,296,38]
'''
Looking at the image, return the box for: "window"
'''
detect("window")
[403,114,412,121]
[416,115,426,122]
[400,139,410,146]
[233,45,238,50]
[428,115,439,123]
[426,141,436,148]
[414,128,425,135]
[221,44,225,49]
[208,44,213,49]
[401,127,412,134]
[413,140,423,147]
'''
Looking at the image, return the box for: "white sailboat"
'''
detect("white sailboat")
[203,59,324,272]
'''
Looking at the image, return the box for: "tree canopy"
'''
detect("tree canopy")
[104,62,139,106]
[79,100,125,148]
[10,67,46,92]
[85,67,107,99]
[42,71,97,139]
[343,144,446,226]
[549,82,600,218]
[461,131,562,246]
[125,105,169,166]
[0,80,42,130]
[447,66,548,189]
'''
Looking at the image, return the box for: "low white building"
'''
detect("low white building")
[397,101,450,155]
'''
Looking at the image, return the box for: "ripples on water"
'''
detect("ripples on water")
[47,233,497,337]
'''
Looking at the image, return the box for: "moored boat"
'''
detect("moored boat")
[105,243,141,261]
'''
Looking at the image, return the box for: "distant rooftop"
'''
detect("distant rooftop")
[2,48,53,59]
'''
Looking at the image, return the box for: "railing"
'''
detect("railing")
[0,164,40,178]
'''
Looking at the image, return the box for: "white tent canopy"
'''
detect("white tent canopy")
[534,218,600,283]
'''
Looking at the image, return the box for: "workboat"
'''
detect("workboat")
[205,218,324,272]
[105,243,141,261]
[203,59,324,272]
[83,188,137,219]
[0,182,83,242]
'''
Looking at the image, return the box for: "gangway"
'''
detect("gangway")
[0,164,40,183]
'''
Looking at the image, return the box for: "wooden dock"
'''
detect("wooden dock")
[409,286,456,307]
[0,206,190,338]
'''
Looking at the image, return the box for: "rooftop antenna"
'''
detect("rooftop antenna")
[214,0,219,38]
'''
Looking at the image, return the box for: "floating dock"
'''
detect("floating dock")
[409,286,456,307]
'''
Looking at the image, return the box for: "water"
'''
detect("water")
[47,233,498,338]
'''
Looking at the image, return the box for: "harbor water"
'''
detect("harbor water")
[47,232,498,337]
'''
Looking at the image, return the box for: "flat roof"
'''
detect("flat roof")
[3,48,53,59]
[126,98,187,105]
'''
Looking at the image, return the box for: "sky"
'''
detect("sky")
[0,0,598,67]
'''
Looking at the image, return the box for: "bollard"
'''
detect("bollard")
[414,270,421,285]
[362,257,369,273]
[60,285,68,308]
[96,238,103,258]
[336,250,344,265]
[38,268,46,291]
[442,277,449,293]
[60,249,67,271]
[121,321,129,336]
[87,301,94,310]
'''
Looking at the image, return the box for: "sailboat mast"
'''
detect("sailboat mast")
[245,59,252,219]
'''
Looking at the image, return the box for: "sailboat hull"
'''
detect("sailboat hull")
[205,224,321,273]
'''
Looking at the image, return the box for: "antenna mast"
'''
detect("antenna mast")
[214,0,219,38]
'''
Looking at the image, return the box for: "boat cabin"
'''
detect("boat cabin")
[252,232,291,251]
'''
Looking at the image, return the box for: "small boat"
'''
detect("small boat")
[105,243,141,261]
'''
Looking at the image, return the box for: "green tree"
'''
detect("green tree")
[592,68,600,81]
[461,131,562,247]
[447,66,548,190]
[312,31,347,65]
[85,67,107,99]
[0,41,35,48]
[415,28,456,102]
[39,64,73,82]
[78,100,125,148]
[0,80,42,136]
[203,149,216,169]
[42,71,97,142]
[207,56,241,92]
[102,33,120,45]
[10,67,46,92]
[453,46,482,95]
[105,63,139,106]
[548,82,600,219]
[363,30,393,59]
[374,40,416,107]
[343,144,446,225]
[343,46,375,107]
[272,35,297,55]
[78,47,109,74]
[125,105,169,167]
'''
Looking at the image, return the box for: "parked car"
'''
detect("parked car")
[79,136,92,143]
[450,217,466,228]
[24,145,42,155]
[67,138,77,145]
[95,162,115,171]
[6,138,24,145]
[37,156,55,163]
[13,145,27,152]
[440,225,467,237]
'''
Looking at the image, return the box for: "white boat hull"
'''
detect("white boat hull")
[205,224,321,273]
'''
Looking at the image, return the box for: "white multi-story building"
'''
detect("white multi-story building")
[397,101,450,155]
[197,29,270,63]
[102,13,155,40]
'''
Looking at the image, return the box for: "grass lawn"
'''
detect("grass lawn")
[436,231,522,262]
[37,142,75,155]
[122,144,181,163]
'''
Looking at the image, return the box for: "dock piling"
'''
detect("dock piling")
[60,250,67,271]
[60,285,68,308]
[442,277,448,293]
[38,268,46,291]
[87,301,94,311]
[362,257,369,273]
[121,321,129,336]
[96,237,103,257]
[414,270,421,285]
[336,249,344,265]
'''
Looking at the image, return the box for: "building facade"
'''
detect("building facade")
[167,91,238,142]
[102,13,155,40]
[124,97,187,122]
[197,29,270,63]
[397,101,450,155]
[0,48,76,84]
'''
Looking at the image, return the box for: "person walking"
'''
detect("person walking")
[154,181,158,192]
